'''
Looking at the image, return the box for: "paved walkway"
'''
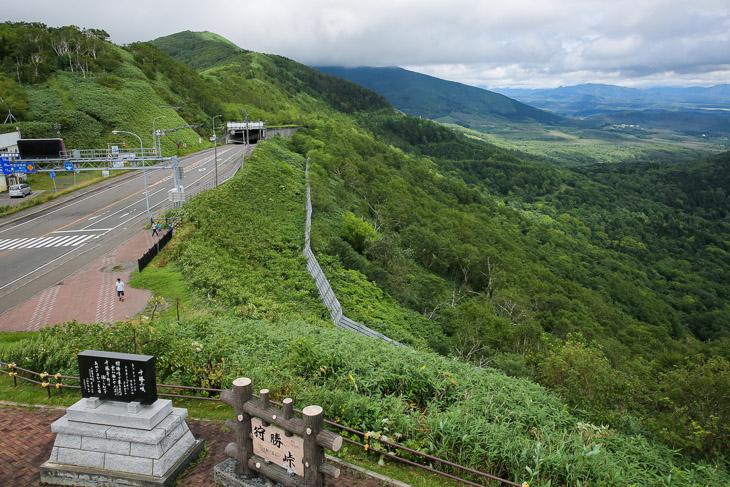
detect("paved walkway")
[0,404,397,487]
[0,230,158,331]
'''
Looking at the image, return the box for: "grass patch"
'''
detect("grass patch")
[0,332,38,346]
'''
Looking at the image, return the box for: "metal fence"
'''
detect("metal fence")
[138,228,173,272]
[338,316,404,346]
[303,160,404,347]
[303,166,343,324]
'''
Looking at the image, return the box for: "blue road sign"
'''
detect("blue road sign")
[50,171,56,179]
[64,162,74,171]
[11,162,35,173]
[0,157,11,175]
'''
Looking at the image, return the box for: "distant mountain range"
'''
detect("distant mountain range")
[314,67,730,138]
[493,83,730,119]
[313,66,567,127]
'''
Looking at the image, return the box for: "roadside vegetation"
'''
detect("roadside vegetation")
[1,22,729,486]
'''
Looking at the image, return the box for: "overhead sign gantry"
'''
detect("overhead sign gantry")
[1,145,186,209]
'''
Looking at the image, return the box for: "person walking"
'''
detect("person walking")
[116,278,125,302]
[152,224,159,237]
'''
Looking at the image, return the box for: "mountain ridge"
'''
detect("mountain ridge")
[494,82,730,120]
[313,65,567,126]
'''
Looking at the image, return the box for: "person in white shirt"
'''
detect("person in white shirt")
[116,278,125,302]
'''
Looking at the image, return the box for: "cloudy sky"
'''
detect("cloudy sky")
[5,0,730,89]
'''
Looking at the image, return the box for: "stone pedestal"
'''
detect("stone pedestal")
[40,398,204,487]
[214,458,280,487]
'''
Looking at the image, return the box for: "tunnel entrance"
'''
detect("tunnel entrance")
[226,121,267,144]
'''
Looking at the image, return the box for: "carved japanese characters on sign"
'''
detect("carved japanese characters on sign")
[251,417,305,477]
[77,350,157,404]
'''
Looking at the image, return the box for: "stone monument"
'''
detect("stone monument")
[40,350,205,487]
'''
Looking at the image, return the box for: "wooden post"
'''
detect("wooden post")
[260,389,270,426]
[233,377,254,478]
[302,405,324,487]
[283,398,294,437]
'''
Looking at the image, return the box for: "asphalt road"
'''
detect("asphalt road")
[0,144,248,317]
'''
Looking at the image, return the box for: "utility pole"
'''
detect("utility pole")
[213,114,222,187]
[112,130,151,223]
[153,115,166,157]
[244,108,250,148]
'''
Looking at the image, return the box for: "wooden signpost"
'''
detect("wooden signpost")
[219,378,342,487]
[251,417,305,476]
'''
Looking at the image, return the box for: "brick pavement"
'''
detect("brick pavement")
[0,404,396,487]
[0,230,158,332]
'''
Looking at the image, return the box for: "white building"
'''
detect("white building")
[0,129,22,191]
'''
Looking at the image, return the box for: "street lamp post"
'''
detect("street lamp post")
[213,115,222,187]
[152,116,166,158]
[112,130,151,223]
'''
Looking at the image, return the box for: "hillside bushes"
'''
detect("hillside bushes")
[4,315,728,486]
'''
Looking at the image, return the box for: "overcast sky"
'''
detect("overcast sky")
[5,0,730,89]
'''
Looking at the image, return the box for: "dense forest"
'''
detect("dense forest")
[1,21,729,484]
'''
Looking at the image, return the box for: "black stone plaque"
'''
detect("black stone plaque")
[78,350,157,404]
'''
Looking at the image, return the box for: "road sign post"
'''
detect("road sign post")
[11,162,36,173]
[0,157,11,175]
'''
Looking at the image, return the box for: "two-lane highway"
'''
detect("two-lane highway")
[0,144,248,317]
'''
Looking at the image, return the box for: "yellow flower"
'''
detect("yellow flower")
[55,374,60,380]
[41,382,49,388]
[522,483,530,487]
[420,366,426,370]
[364,445,369,451]
[349,374,354,381]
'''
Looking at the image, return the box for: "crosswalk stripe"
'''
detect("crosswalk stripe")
[45,235,77,247]
[59,235,86,247]
[33,236,67,248]
[25,236,64,248]
[69,235,94,246]
[0,238,24,250]
[4,238,35,249]
[0,234,100,250]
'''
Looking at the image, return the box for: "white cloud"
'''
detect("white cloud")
[3,0,729,88]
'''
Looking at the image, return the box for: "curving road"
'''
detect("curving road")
[0,144,248,318]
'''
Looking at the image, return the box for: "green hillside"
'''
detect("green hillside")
[149,30,245,70]
[2,24,730,485]
[315,66,566,125]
